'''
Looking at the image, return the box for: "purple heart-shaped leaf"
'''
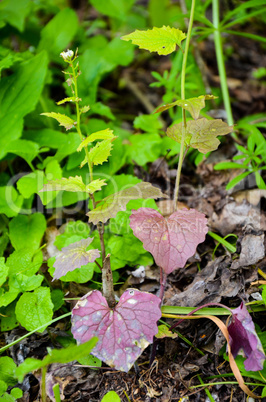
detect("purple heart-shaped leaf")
[71,289,161,372]
[129,208,208,274]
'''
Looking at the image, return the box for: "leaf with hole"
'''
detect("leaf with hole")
[155,95,217,119]
[130,208,208,274]
[87,182,167,224]
[53,238,101,280]
[122,26,186,55]
[71,289,161,372]
[166,118,233,153]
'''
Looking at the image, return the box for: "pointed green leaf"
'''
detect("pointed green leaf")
[5,139,39,165]
[86,179,107,194]
[166,118,234,153]
[121,26,186,55]
[89,139,114,166]
[56,97,81,105]
[41,112,75,131]
[87,182,167,224]
[155,95,217,119]
[80,105,90,114]
[77,129,115,152]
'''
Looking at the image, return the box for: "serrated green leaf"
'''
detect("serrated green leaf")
[40,176,86,193]
[88,140,114,166]
[9,213,46,251]
[86,179,107,194]
[56,97,81,105]
[77,129,115,152]
[80,105,90,114]
[122,26,186,55]
[87,182,167,224]
[155,95,217,119]
[15,287,53,332]
[166,118,233,153]
[16,338,98,383]
[41,112,75,131]
[0,258,8,287]
[0,52,47,159]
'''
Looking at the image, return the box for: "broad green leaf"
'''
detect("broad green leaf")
[155,95,217,119]
[23,129,67,149]
[88,140,114,166]
[0,186,23,217]
[0,52,48,159]
[0,289,19,308]
[0,357,17,386]
[0,0,30,31]
[166,118,233,153]
[55,133,81,161]
[0,258,8,287]
[0,380,7,396]
[41,112,75,131]
[121,26,186,55]
[15,287,53,332]
[7,248,43,276]
[87,182,167,224]
[9,213,46,251]
[77,129,115,151]
[133,114,163,133]
[39,176,106,194]
[78,354,102,367]
[5,139,39,166]
[127,133,162,166]
[37,8,78,59]
[16,338,98,383]
[9,273,43,293]
[57,97,81,105]
[48,256,96,284]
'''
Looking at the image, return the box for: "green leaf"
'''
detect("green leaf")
[87,181,167,224]
[9,273,43,293]
[133,114,163,133]
[37,8,79,59]
[261,285,266,306]
[155,95,217,119]
[39,176,106,194]
[0,186,23,217]
[0,52,48,159]
[10,388,23,399]
[0,380,7,396]
[0,289,19,308]
[6,249,43,277]
[121,26,186,55]
[156,324,178,339]
[0,258,8,287]
[88,140,114,166]
[23,129,67,149]
[16,338,98,383]
[166,118,233,153]
[127,133,162,166]
[0,357,17,386]
[9,213,46,251]
[225,171,251,190]
[15,287,54,332]
[0,302,18,332]
[56,97,81,105]
[101,391,121,402]
[5,139,39,166]
[90,0,134,21]
[78,354,102,367]
[77,129,115,151]
[0,0,30,31]
[41,112,75,131]
[214,161,248,170]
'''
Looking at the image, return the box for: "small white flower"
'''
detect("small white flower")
[60,49,74,61]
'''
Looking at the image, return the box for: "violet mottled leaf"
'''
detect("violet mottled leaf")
[228,302,266,371]
[71,289,161,372]
[53,238,100,280]
[130,208,208,274]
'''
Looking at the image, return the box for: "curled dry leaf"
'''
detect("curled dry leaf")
[130,208,208,274]
[228,302,266,371]
[71,289,161,372]
[53,238,100,280]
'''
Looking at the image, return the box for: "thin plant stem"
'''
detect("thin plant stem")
[53,384,62,402]
[212,0,234,127]
[41,366,47,402]
[158,268,167,306]
[173,0,196,209]
[71,60,115,307]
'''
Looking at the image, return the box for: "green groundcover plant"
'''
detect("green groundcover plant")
[0,1,266,401]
